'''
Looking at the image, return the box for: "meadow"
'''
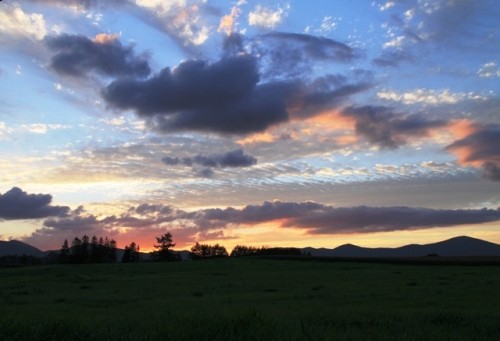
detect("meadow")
[1,258,499,340]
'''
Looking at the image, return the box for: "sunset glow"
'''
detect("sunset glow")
[0,0,499,252]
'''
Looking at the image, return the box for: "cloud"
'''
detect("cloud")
[22,198,500,250]
[446,126,500,181]
[20,123,69,134]
[178,200,500,234]
[477,62,500,78]
[26,0,128,10]
[390,0,498,52]
[341,105,448,148]
[0,187,69,220]
[254,32,359,80]
[218,6,241,36]
[376,89,485,105]
[46,33,150,78]
[0,3,47,41]
[162,149,257,176]
[372,49,413,67]
[134,0,213,47]
[102,55,300,134]
[260,32,358,62]
[248,5,288,29]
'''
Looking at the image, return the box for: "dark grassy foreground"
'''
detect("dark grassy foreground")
[1,258,499,340]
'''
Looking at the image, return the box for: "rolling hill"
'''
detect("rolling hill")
[0,240,45,257]
[303,236,500,258]
[2,236,500,258]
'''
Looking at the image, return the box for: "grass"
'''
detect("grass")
[1,258,499,340]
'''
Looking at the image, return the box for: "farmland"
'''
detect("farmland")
[1,258,499,340]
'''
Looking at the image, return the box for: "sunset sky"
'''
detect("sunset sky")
[0,0,499,252]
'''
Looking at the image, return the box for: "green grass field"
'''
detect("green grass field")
[1,258,499,340]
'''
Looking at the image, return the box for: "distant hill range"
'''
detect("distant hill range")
[0,240,45,257]
[2,236,500,258]
[303,236,500,258]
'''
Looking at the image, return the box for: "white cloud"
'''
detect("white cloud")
[377,89,486,105]
[478,62,500,78]
[135,0,186,16]
[379,1,395,11]
[135,0,210,46]
[0,122,13,140]
[0,3,47,41]
[20,124,69,134]
[248,5,288,29]
[383,35,405,48]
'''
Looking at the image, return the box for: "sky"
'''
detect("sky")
[0,0,499,252]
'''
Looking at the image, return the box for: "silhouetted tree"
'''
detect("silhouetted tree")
[70,237,84,263]
[122,242,140,263]
[59,239,70,263]
[81,234,90,261]
[152,232,178,261]
[90,235,100,263]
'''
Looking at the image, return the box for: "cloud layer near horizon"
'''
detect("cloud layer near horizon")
[21,191,500,249]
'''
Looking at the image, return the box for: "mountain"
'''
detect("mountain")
[0,240,44,257]
[303,236,500,258]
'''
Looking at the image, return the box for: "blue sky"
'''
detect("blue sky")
[0,0,499,251]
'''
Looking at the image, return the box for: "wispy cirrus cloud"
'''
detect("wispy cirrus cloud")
[377,89,486,105]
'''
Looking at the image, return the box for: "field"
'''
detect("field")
[1,258,499,340]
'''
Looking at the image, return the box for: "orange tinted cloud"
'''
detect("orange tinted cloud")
[446,124,500,181]
[447,119,478,140]
[93,33,119,44]
[218,7,241,35]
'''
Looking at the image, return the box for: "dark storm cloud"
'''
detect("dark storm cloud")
[446,126,500,181]
[102,51,372,135]
[149,80,296,134]
[103,55,259,114]
[162,149,257,177]
[46,34,150,78]
[341,105,448,148]
[188,201,500,234]
[184,149,257,168]
[0,187,69,220]
[102,55,300,134]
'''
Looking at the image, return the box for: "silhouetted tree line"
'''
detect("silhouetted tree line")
[59,235,117,264]
[1,231,306,267]
[189,243,302,259]
[230,245,303,257]
[190,242,228,260]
